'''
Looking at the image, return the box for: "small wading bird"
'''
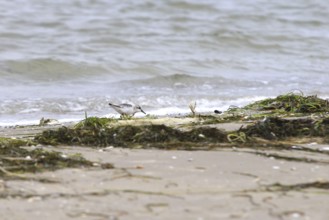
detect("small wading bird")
[108,102,146,117]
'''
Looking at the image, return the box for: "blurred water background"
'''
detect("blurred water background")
[0,0,329,125]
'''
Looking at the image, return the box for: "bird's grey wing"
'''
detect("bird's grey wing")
[119,103,133,108]
[109,103,132,108]
[109,103,119,108]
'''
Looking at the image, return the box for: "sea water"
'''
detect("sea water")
[0,0,329,125]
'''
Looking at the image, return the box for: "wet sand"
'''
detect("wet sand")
[1,143,329,220]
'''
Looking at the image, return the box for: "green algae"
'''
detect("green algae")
[261,181,329,192]
[35,120,228,148]
[0,137,93,179]
[33,113,329,150]
[227,132,247,143]
[244,93,329,113]
[242,117,329,141]
[0,137,31,148]
[3,93,329,180]
[0,147,92,175]
[74,116,117,129]
[6,93,328,151]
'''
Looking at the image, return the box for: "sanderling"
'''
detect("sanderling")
[108,102,146,116]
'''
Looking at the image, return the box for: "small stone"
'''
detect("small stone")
[272,166,280,170]
[101,163,114,169]
[198,134,205,138]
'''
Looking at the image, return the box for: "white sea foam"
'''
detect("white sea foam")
[0,118,81,127]
[0,95,274,126]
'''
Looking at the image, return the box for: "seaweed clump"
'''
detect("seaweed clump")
[34,115,329,148]
[0,137,29,148]
[35,117,115,146]
[35,117,228,148]
[243,117,329,141]
[261,180,329,192]
[0,137,93,178]
[244,93,329,113]
[74,116,115,130]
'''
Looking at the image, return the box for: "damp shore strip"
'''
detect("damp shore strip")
[1,93,329,177]
[1,93,329,219]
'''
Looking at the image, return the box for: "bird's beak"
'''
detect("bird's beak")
[141,109,146,114]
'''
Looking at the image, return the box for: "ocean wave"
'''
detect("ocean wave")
[116,73,264,89]
[0,94,269,125]
[0,58,109,82]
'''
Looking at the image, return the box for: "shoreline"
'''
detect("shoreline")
[1,93,329,219]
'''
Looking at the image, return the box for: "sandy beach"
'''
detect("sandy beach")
[1,141,329,219]
[2,96,329,220]
[2,0,329,219]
